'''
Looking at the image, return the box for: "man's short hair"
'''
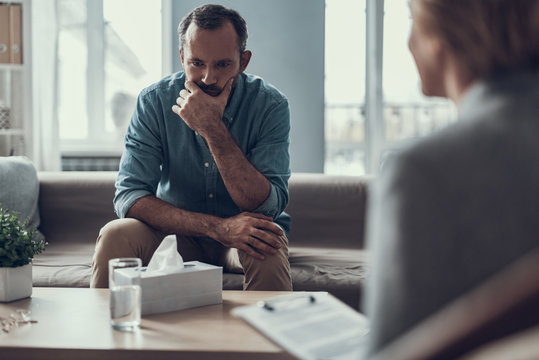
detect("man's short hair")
[178,4,248,54]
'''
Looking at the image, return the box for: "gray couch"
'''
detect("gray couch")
[33,172,371,309]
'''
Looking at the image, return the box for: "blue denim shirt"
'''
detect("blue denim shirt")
[114,72,291,235]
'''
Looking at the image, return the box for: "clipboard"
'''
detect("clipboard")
[232,292,369,360]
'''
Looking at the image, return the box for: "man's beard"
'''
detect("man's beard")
[196,74,238,97]
[197,83,223,97]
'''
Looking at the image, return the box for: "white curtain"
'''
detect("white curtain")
[30,0,61,171]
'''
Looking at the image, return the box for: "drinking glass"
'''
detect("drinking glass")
[108,257,142,331]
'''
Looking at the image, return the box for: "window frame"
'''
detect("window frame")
[364,0,385,173]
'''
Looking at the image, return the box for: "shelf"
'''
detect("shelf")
[0,128,24,135]
[0,0,30,158]
[0,64,24,71]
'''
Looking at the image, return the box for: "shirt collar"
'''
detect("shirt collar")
[457,71,539,119]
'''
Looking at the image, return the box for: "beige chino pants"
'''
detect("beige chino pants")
[90,218,292,291]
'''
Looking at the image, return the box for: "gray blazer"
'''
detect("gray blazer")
[363,72,539,357]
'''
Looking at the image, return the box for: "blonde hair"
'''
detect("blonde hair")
[410,0,539,79]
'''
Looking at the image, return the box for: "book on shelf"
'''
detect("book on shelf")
[0,3,23,64]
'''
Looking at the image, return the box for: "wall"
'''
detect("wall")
[168,0,325,173]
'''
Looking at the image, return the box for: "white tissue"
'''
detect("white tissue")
[146,235,184,274]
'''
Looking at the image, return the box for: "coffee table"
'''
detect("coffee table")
[0,288,297,360]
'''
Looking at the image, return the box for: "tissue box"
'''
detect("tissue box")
[115,261,223,315]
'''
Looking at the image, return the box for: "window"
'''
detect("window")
[324,0,366,175]
[324,0,456,175]
[56,0,162,158]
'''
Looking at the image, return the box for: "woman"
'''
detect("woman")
[363,0,539,357]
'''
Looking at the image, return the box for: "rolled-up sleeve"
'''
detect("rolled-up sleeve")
[114,91,163,218]
[249,98,291,219]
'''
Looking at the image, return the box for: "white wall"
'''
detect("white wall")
[169,0,325,173]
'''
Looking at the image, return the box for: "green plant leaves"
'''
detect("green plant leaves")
[0,206,47,267]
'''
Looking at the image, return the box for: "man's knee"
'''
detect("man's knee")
[96,218,149,255]
[91,218,163,288]
[240,235,292,291]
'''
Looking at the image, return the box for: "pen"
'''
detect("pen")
[258,294,317,311]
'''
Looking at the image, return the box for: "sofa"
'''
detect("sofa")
[32,171,372,310]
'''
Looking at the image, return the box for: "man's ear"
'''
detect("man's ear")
[180,49,184,66]
[239,50,252,72]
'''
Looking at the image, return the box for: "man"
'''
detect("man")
[90,4,292,291]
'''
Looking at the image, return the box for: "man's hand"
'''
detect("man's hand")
[212,212,284,260]
[172,78,234,138]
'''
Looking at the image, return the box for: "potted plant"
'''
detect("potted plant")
[0,206,47,302]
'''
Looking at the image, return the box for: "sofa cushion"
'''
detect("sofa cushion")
[290,247,368,310]
[37,171,117,246]
[285,173,372,249]
[32,242,94,287]
[0,156,45,244]
[33,245,368,310]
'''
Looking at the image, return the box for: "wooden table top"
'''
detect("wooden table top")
[0,288,297,360]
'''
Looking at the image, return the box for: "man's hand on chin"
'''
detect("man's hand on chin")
[171,77,234,138]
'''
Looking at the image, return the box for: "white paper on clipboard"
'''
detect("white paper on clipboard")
[232,292,369,360]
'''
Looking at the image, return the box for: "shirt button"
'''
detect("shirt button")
[204,162,209,168]
[209,193,214,199]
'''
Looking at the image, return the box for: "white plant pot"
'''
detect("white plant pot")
[0,264,32,302]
